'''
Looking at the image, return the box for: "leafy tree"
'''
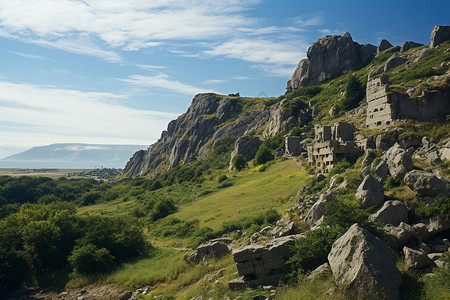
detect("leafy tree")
[342,75,365,110]
[68,244,115,275]
[255,146,274,165]
[232,154,248,171]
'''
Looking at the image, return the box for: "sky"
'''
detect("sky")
[0,0,449,159]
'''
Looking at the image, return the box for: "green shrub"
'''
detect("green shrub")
[217,175,228,183]
[218,181,234,189]
[413,196,450,220]
[69,244,115,275]
[255,146,274,165]
[342,75,365,111]
[383,175,402,190]
[232,154,248,171]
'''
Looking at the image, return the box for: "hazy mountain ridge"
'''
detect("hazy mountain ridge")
[0,143,147,169]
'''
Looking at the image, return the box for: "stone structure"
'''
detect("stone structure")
[189,241,230,262]
[366,74,450,128]
[230,235,300,288]
[307,122,359,173]
[285,136,303,156]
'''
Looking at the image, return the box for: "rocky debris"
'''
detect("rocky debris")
[381,143,413,179]
[384,54,408,71]
[399,133,421,149]
[382,222,415,250]
[376,130,400,151]
[305,191,336,229]
[328,224,401,300]
[231,235,300,288]
[308,262,331,280]
[229,136,262,170]
[403,246,431,269]
[356,175,384,209]
[404,170,449,197]
[423,215,450,235]
[430,25,450,47]
[28,285,131,300]
[270,221,297,238]
[286,32,376,91]
[189,241,230,262]
[369,200,409,226]
[412,48,430,63]
[377,39,394,54]
[439,139,450,161]
[413,223,430,241]
[400,41,423,52]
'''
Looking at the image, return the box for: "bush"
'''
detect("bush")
[232,154,248,171]
[255,146,274,165]
[342,75,365,111]
[69,244,115,275]
[217,175,228,183]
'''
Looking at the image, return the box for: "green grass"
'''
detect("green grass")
[172,159,308,230]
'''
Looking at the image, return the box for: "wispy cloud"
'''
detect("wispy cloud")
[0,80,178,156]
[9,51,47,60]
[319,29,343,35]
[136,64,167,70]
[203,79,227,84]
[119,74,215,95]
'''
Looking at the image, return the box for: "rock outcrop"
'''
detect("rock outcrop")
[430,25,450,47]
[356,175,384,209]
[369,200,409,226]
[381,143,413,179]
[400,41,423,52]
[229,136,262,170]
[189,241,230,262]
[377,39,394,54]
[286,32,376,91]
[328,224,401,300]
[403,170,449,198]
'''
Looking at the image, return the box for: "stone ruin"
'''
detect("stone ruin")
[229,235,300,290]
[366,74,450,128]
[307,122,360,173]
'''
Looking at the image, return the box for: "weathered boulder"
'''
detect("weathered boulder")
[382,143,414,179]
[384,54,408,72]
[305,191,336,228]
[400,41,423,52]
[439,140,450,161]
[189,241,230,262]
[229,136,262,170]
[369,200,409,226]
[423,215,450,235]
[231,235,300,287]
[430,25,450,47]
[286,32,376,91]
[270,221,297,238]
[356,175,385,209]
[328,224,401,300]
[403,246,431,269]
[403,170,449,197]
[376,131,399,151]
[374,160,388,182]
[377,39,394,54]
[308,263,331,280]
[382,222,415,250]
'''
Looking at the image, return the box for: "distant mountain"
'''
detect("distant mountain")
[0,143,147,169]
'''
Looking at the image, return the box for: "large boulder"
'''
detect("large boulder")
[423,215,450,235]
[403,170,449,197]
[403,246,431,269]
[356,175,384,209]
[377,39,394,54]
[382,143,414,179]
[189,241,230,262]
[286,32,376,91]
[430,25,450,47]
[382,222,415,250]
[369,200,409,226]
[400,41,423,52]
[305,191,336,229]
[328,224,401,300]
[384,54,408,72]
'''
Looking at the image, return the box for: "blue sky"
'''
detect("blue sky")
[0,0,449,158]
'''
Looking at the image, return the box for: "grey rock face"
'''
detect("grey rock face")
[403,170,449,197]
[369,200,408,226]
[356,175,384,209]
[382,222,415,250]
[403,247,431,269]
[384,54,408,72]
[229,136,262,170]
[377,39,394,54]
[270,221,296,238]
[328,224,401,300]
[231,235,300,287]
[400,41,423,52]
[424,215,450,235]
[189,241,230,262]
[286,32,376,91]
[382,143,414,179]
[430,25,450,47]
[308,263,331,280]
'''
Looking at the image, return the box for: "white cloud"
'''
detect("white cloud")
[0,80,178,157]
[319,29,343,36]
[9,51,47,60]
[136,64,167,70]
[119,74,214,95]
[294,15,324,26]
[203,79,227,84]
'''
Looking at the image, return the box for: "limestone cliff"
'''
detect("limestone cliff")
[286,32,376,92]
[123,94,311,177]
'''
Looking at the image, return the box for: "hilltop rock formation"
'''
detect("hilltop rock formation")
[430,25,450,47]
[286,32,376,91]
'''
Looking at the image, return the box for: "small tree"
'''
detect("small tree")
[69,244,115,275]
[255,146,274,165]
[232,154,248,171]
[342,75,365,111]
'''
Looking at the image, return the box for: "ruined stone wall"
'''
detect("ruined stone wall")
[366,75,395,128]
